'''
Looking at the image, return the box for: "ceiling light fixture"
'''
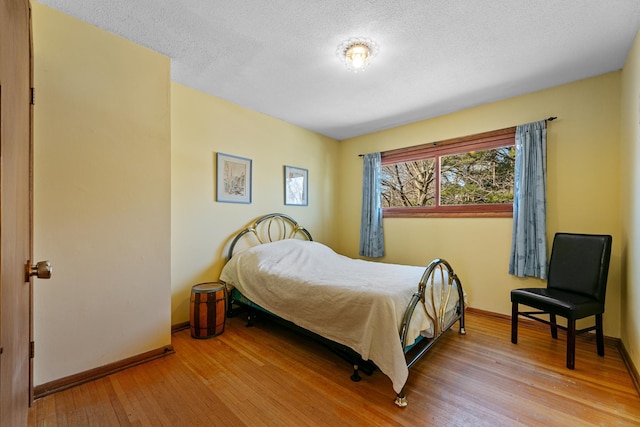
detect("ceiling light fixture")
[336,37,378,73]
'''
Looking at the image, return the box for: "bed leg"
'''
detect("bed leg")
[458,310,467,335]
[245,311,255,327]
[350,365,361,382]
[394,392,408,407]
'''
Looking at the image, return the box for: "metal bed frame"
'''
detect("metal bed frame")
[222,213,466,407]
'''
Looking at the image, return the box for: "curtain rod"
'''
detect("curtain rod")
[358,117,558,157]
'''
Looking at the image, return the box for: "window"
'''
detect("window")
[381,127,515,218]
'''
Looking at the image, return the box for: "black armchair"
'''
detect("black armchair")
[510,233,612,369]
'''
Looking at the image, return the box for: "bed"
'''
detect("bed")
[219,213,466,407]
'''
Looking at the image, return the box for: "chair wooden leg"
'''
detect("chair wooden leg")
[567,319,576,369]
[550,313,558,339]
[511,302,518,344]
[596,314,605,357]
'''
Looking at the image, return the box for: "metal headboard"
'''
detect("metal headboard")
[226,213,313,259]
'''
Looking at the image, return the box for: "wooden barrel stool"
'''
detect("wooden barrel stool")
[190,282,227,339]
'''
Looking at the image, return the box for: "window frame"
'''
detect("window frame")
[381,127,516,218]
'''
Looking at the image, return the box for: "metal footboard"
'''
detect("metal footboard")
[394,258,466,407]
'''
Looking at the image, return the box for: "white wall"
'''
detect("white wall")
[32,3,172,385]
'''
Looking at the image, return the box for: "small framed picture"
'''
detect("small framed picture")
[216,153,252,204]
[284,165,308,206]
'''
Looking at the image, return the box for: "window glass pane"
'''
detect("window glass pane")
[440,146,514,205]
[381,159,436,207]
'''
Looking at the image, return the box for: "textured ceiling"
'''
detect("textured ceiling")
[37,0,640,140]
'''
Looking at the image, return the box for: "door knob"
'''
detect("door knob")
[25,260,52,282]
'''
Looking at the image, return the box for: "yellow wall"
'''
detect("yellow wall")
[32,1,638,386]
[337,73,622,337]
[31,2,339,385]
[32,3,172,385]
[170,84,340,325]
[621,31,640,375]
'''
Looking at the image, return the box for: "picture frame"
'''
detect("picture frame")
[284,165,308,206]
[216,152,252,204]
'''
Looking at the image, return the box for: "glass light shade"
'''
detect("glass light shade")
[337,37,378,73]
[346,44,370,70]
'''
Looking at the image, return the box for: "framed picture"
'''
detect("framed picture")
[284,165,308,206]
[216,153,252,204]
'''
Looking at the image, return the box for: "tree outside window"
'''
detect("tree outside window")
[380,127,515,218]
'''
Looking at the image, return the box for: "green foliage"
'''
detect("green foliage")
[440,146,514,205]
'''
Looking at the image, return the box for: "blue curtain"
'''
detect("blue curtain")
[509,120,548,278]
[359,152,385,257]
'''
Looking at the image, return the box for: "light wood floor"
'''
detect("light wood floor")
[28,310,640,426]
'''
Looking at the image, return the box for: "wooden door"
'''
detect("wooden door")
[0,0,33,425]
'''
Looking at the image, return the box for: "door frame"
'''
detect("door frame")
[0,0,34,424]
[28,0,36,406]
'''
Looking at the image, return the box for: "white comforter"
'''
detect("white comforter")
[219,239,460,393]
